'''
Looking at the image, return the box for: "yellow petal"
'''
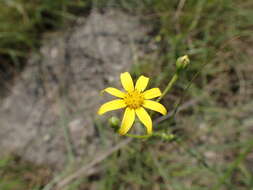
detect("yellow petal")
[103,87,126,98]
[118,108,135,135]
[98,99,126,115]
[120,72,134,92]
[143,88,162,99]
[143,100,167,115]
[135,75,149,92]
[135,107,152,135]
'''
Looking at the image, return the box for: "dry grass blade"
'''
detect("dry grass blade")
[54,138,132,190]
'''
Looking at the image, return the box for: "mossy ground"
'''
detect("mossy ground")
[1,0,253,189]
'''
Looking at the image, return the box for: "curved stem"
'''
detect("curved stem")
[157,72,179,102]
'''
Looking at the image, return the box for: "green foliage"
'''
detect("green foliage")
[1,0,253,189]
[101,0,253,189]
[0,0,91,67]
[0,155,51,190]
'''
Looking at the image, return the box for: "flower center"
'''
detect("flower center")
[124,90,144,109]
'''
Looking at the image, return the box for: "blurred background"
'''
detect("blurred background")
[0,0,253,190]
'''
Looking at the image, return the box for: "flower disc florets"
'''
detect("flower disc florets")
[124,90,144,109]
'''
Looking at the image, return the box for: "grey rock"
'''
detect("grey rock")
[0,10,150,168]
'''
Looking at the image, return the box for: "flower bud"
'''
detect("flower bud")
[108,116,120,128]
[176,55,190,71]
[161,133,175,141]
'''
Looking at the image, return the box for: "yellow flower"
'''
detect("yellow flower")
[98,72,167,135]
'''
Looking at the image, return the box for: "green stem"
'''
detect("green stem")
[157,72,179,102]
[125,133,151,139]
